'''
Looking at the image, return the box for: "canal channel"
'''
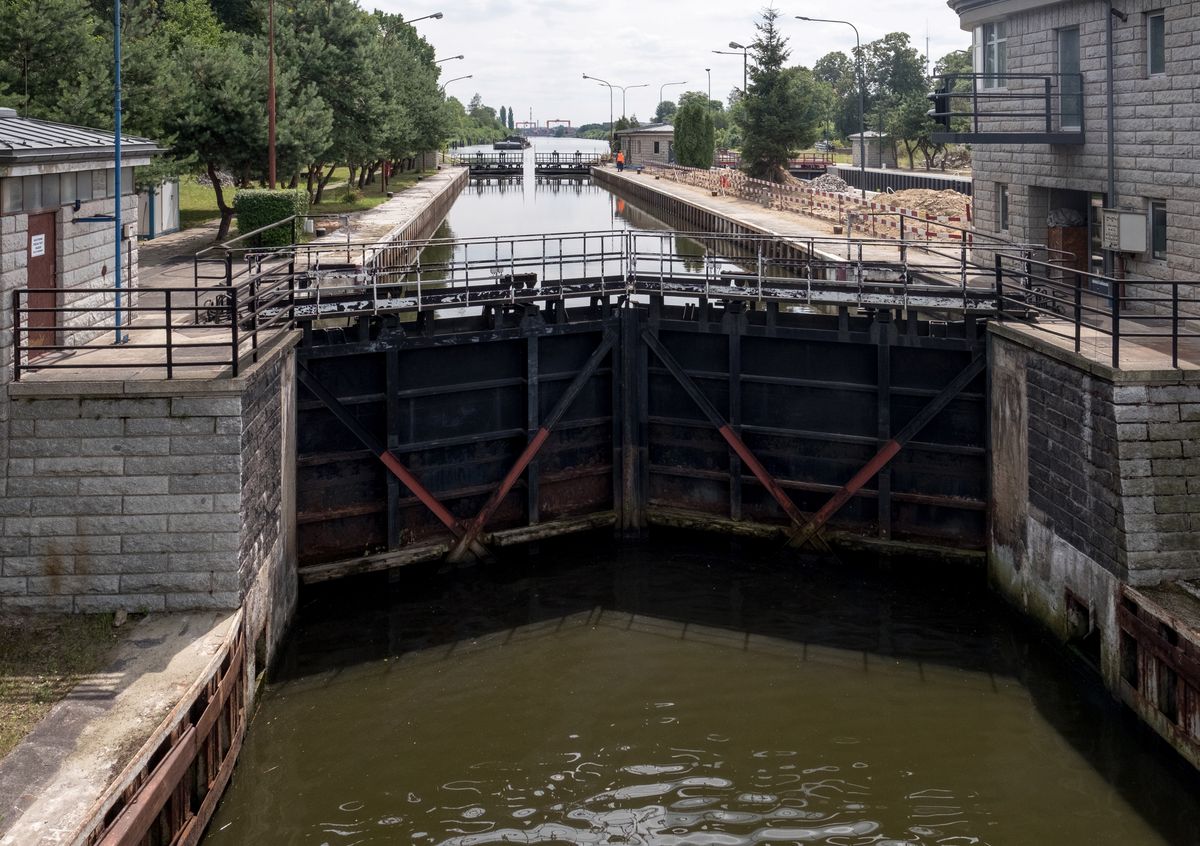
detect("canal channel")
[202,141,1200,846]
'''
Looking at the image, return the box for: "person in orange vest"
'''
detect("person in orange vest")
[616,150,625,172]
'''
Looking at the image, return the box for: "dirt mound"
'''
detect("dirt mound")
[883,188,970,219]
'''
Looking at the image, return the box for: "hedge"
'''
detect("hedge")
[233,189,309,247]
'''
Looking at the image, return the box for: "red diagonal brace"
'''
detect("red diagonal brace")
[641,330,815,534]
[789,354,986,548]
[297,365,488,559]
[446,331,616,563]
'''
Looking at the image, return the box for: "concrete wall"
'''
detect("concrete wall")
[969,0,1194,288]
[989,323,1200,680]
[0,346,299,658]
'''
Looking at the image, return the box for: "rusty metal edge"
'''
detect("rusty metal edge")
[645,508,987,562]
[67,609,245,846]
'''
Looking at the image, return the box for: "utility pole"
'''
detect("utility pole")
[267,0,276,188]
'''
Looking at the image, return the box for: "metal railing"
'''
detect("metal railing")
[994,252,1200,368]
[534,152,603,169]
[13,228,1200,379]
[929,72,1085,144]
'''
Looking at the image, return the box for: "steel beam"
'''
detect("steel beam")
[446,329,616,563]
[296,365,489,559]
[789,354,986,548]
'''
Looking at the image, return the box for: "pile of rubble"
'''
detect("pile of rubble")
[883,188,971,219]
[808,173,851,193]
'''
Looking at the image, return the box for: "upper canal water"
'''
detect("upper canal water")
[202,140,1200,846]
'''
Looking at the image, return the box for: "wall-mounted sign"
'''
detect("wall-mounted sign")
[30,234,45,258]
[1101,209,1148,253]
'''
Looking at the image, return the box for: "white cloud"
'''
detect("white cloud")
[371,0,967,125]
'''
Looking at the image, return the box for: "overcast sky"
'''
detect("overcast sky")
[369,0,968,126]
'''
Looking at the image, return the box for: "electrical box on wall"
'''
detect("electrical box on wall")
[1101,209,1148,253]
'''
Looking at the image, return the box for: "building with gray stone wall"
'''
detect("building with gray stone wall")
[1,108,158,368]
[616,125,675,167]
[943,0,1191,291]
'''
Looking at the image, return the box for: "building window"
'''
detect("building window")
[1151,201,1167,260]
[1058,27,1082,130]
[981,21,1008,88]
[997,184,1010,232]
[654,141,660,154]
[1148,12,1165,75]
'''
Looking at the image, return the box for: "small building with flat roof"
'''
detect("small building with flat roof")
[0,108,160,366]
[616,124,675,167]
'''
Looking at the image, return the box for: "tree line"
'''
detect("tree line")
[0,0,506,236]
[658,10,968,179]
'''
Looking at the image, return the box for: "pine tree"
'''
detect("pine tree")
[739,8,822,181]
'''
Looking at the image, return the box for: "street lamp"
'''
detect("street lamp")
[406,11,443,23]
[705,68,711,100]
[439,74,472,93]
[659,80,687,119]
[712,42,749,94]
[434,54,464,64]
[582,73,615,149]
[796,16,865,198]
[614,83,648,119]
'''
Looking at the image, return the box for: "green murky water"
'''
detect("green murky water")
[203,536,1200,846]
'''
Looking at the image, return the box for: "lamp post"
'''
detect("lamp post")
[434,54,464,64]
[659,80,687,119]
[712,42,749,94]
[615,83,648,119]
[796,16,865,198]
[406,11,444,23]
[439,74,472,93]
[705,68,711,100]
[582,73,615,150]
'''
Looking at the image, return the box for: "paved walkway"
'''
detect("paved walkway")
[601,167,1200,374]
[598,166,991,287]
[0,613,236,846]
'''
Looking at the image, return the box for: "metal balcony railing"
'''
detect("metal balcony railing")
[928,73,1085,145]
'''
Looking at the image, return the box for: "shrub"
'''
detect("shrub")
[233,189,309,247]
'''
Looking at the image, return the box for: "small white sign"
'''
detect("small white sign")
[30,234,45,258]
[1101,209,1148,253]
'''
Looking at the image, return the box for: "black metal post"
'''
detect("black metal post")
[165,289,174,379]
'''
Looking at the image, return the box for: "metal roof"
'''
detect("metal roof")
[0,109,161,165]
[615,123,674,136]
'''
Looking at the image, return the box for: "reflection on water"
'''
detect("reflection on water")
[203,535,1200,846]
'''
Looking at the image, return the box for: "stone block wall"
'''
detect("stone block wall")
[56,193,141,348]
[989,323,1200,682]
[0,347,297,648]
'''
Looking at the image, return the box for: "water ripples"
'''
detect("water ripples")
[311,738,984,846]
